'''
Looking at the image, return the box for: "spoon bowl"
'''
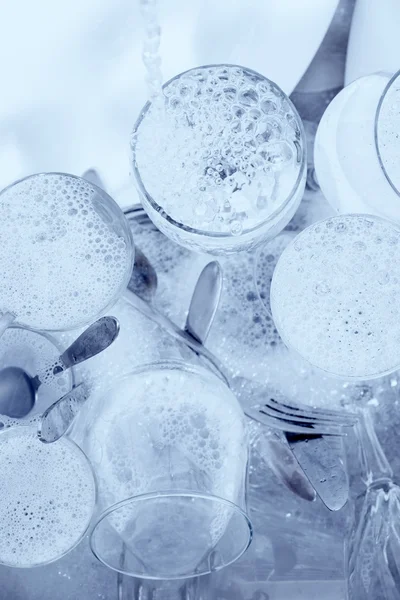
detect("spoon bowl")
[0,316,120,419]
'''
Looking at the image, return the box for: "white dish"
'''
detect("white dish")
[0,0,339,203]
[345,0,400,84]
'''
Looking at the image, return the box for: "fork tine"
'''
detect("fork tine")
[267,395,357,423]
[245,406,346,436]
[265,398,358,426]
[260,403,356,428]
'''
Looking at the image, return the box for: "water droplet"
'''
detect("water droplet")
[230,220,243,236]
[314,282,331,296]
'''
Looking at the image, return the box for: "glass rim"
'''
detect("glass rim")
[0,171,135,332]
[375,68,400,198]
[270,212,400,381]
[0,424,97,568]
[131,62,307,243]
[91,358,234,401]
[122,289,231,386]
[90,490,253,580]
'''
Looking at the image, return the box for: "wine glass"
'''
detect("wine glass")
[131,64,306,255]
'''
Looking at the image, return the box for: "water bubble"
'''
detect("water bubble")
[260,99,278,115]
[238,87,259,107]
[314,282,331,296]
[335,222,347,233]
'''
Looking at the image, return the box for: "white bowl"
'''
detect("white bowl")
[0,0,339,202]
[346,0,400,84]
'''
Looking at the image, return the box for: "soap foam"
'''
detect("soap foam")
[0,173,131,330]
[271,214,400,378]
[0,426,95,567]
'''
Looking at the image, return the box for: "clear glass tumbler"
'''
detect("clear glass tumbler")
[73,360,252,580]
[131,64,306,255]
[314,70,400,224]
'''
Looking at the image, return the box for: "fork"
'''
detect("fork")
[123,203,158,230]
[241,385,357,436]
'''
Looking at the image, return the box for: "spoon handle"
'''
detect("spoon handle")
[184,261,222,345]
[38,383,89,443]
[58,316,120,371]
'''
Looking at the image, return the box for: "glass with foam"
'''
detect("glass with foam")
[0,172,134,332]
[270,214,400,380]
[0,425,96,568]
[72,360,252,580]
[131,64,306,255]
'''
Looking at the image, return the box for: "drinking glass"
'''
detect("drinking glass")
[314,70,400,224]
[72,360,252,580]
[0,425,96,568]
[117,572,210,599]
[270,213,400,380]
[0,172,134,333]
[131,64,306,255]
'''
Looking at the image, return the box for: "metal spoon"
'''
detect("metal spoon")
[82,168,158,302]
[183,263,317,504]
[38,382,89,443]
[184,261,222,345]
[0,316,120,419]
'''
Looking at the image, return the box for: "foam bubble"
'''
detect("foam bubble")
[133,65,303,237]
[271,214,400,378]
[0,426,95,567]
[0,173,132,330]
[206,252,284,384]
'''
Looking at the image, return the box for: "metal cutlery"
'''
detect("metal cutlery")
[35,316,120,442]
[123,204,158,230]
[237,378,353,510]
[0,316,120,419]
[243,387,356,437]
[184,261,223,346]
[38,383,90,443]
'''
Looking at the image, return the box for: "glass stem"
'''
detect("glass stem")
[357,408,393,487]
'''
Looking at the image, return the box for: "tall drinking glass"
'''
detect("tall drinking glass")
[0,172,134,333]
[131,64,306,254]
[73,360,252,580]
[314,70,400,223]
[270,214,400,380]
